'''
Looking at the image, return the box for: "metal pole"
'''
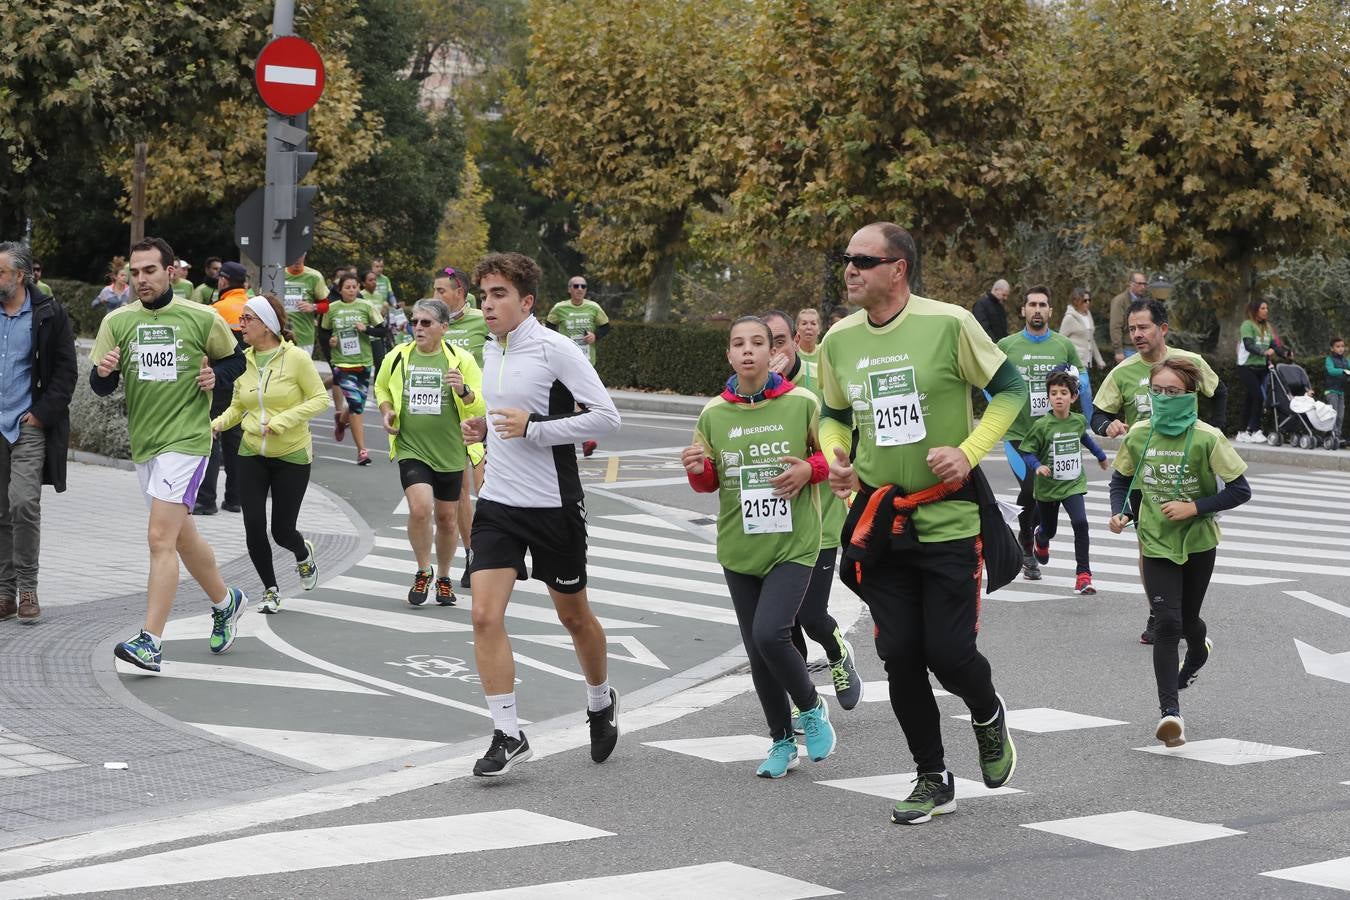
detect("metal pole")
[260,0,297,299]
[130,142,148,251]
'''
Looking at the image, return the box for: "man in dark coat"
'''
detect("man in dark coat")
[972,279,1010,342]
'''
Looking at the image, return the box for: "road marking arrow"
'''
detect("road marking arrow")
[1294,639,1350,686]
[1285,590,1350,620]
[514,634,668,670]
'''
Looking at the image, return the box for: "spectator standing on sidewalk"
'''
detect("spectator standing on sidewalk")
[195,262,248,514]
[972,279,1010,343]
[0,242,76,624]
[1108,272,1149,363]
[192,257,223,305]
[1325,337,1348,448]
[1059,287,1106,414]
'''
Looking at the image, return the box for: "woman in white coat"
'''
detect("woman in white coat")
[1060,287,1106,414]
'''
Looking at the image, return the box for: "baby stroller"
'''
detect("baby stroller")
[1266,362,1338,449]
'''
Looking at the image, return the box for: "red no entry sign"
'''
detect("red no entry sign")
[255,36,326,116]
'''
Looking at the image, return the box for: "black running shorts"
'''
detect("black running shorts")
[397,459,465,503]
[468,498,588,594]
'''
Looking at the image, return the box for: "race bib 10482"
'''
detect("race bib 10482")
[135,324,178,382]
[739,463,792,534]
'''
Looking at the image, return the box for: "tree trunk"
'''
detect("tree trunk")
[642,210,685,322]
[1215,258,1257,360]
[820,250,841,312]
[910,231,924,295]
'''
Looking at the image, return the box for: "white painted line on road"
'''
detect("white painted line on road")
[115,659,384,695]
[952,707,1127,733]
[604,513,688,531]
[323,573,658,630]
[1263,856,1350,892]
[817,680,950,700]
[315,454,357,465]
[250,617,496,720]
[0,810,611,898]
[643,734,806,763]
[1037,555,1291,586]
[592,476,692,490]
[513,578,739,626]
[583,562,727,597]
[1075,494,1350,530]
[1285,590,1350,619]
[1134,737,1319,765]
[1091,520,1350,550]
[1239,480,1350,503]
[427,861,842,899]
[988,589,1075,603]
[1294,639,1350,685]
[283,596,473,633]
[818,772,1022,800]
[587,525,716,554]
[1021,811,1243,851]
[515,634,667,670]
[185,723,447,771]
[371,535,725,575]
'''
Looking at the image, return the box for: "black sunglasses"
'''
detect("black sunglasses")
[570,282,587,289]
[411,317,439,327]
[841,254,901,270]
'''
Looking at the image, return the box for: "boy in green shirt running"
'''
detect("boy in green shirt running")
[1109,356,1251,748]
[89,237,249,673]
[1017,369,1108,595]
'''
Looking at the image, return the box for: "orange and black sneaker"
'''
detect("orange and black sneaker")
[407,569,433,607]
[435,576,456,607]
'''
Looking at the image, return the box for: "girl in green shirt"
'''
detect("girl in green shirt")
[682,317,838,778]
[1109,357,1252,748]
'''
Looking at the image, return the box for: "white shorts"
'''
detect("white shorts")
[135,452,209,509]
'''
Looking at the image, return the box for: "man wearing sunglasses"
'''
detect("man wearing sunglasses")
[818,222,1025,825]
[546,277,609,367]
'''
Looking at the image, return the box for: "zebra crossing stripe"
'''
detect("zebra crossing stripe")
[426,861,841,899]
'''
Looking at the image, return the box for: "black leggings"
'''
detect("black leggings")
[723,562,820,741]
[1237,365,1268,433]
[1036,494,1091,574]
[1141,549,1216,715]
[790,547,843,664]
[864,537,998,774]
[237,453,312,589]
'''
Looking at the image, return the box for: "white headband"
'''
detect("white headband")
[245,296,282,337]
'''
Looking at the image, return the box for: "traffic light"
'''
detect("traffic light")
[268,118,318,223]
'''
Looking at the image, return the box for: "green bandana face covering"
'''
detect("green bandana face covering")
[1149,391,1198,436]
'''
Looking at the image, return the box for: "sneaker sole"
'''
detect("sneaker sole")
[113,644,161,673]
[17,615,39,625]
[1075,585,1096,595]
[259,605,280,615]
[473,744,534,777]
[1022,570,1042,581]
[893,798,956,825]
[756,756,800,779]
[1156,719,1185,747]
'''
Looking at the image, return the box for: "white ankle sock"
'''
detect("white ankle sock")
[586,680,612,712]
[486,692,520,738]
[210,590,231,610]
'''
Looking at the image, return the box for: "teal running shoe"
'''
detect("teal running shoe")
[796,697,837,762]
[755,736,799,779]
[891,771,956,825]
[114,631,162,673]
[790,705,804,735]
[209,588,248,654]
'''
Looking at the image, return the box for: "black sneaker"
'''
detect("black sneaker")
[1140,615,1156,645]
[221,501,241,513]
[1178,637,1213,690]
[891,771,957,825]
[192,503,218,516]
[587,688,619,763]
[407,569,433,607]
[972,693,1017,789]
[473,729,532,777]
[1021,553,1041,581]
[435,577,456,607]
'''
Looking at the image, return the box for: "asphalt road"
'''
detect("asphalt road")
[14,406,1350,899]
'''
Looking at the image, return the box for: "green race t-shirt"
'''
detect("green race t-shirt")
[375,274,394,305]
[546,299,609,365]
[694,389,822,577]
[321,298,382,368]
[1113,420,1247,564]
[1240,320,1272,367]
[796,346,821,389]
[192,283,218,305]
[172,279,194,301]
[396,349,467,472]
[1019,411,1091,502]
[444,307,489,367]
[995,330,1084,441]
[90,297,239,463]
[790,355,844,550]
[1095,348,1220,428]
[282,267,327,350]
[819,297,1006,543]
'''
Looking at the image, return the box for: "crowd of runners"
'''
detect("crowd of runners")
[27,218,1279,821]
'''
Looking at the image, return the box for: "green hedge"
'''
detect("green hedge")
[596,321,731,396]
[44,278,109,337]
[68,354,131,459]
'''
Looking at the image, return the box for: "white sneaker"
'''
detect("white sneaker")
[1234,431,1250,443]
[1156,714,1186,747]
[258,587,281,614]
[1248,431,1267,444]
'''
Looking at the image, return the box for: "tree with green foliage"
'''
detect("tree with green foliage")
[721,0,1037,294]
[513,0,747,321]
[1036,0,1350,351]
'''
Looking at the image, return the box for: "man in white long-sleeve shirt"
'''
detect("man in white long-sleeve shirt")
[461,252,622,778]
